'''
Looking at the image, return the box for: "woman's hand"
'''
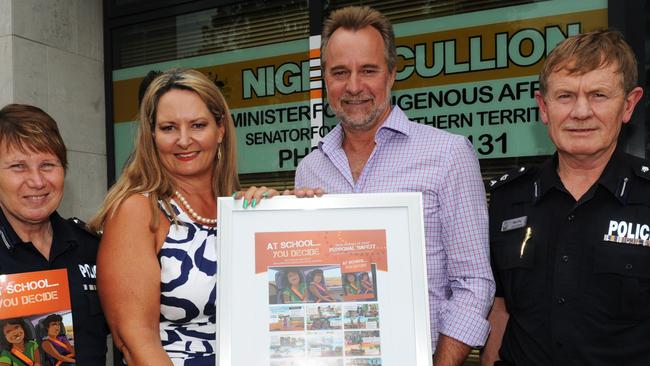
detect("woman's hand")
[232,186,325,208]
[233,186,279,208]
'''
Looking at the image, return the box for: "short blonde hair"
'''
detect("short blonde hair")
[539,29,638,95]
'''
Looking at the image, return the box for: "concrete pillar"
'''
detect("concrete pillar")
[0,1,14,103]
[0,0,106,222]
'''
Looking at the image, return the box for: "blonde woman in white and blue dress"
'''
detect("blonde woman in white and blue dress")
[90,69,278,366]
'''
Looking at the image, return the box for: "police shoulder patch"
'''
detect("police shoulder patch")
[67,217,101,239]
[487,166,532,191]
[635,161,650,181]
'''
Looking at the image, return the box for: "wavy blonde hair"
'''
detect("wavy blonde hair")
[89,68,239,231]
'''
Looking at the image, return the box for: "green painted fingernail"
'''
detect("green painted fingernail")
[243,199,249,209]
[251,198,257,208]
[231,192,237,198]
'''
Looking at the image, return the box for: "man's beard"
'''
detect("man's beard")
[331,94,391,131]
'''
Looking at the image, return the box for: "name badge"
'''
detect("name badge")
[501,216,527,232]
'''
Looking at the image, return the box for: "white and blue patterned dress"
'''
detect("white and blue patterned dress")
[158,199,217,365]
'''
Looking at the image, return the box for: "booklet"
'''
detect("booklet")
[0,269,76,365]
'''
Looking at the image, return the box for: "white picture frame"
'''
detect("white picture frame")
[217,193,432,366]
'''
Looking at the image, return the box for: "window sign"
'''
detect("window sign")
[111,0,607,174]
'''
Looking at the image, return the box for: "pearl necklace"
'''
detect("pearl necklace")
[174,191,217,225]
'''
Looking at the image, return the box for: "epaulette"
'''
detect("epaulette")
[634,161,650,181]
[67,217,102,238]
[487,166,533,192]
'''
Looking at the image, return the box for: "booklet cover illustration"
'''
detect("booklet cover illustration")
[0,269,75,365]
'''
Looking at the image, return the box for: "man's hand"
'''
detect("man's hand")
[480,297,509,366]
[433,334,472,366]
[292,187,325,198]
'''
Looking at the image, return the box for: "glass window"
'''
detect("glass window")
[108,0,609,190]
[112,1,309,69]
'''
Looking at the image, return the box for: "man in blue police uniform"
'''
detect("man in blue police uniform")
[482,29,648,365]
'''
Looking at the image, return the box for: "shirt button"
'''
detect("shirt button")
[567,214,575,221]
[625,263,633,270]
[561,255,569,263]
[557,297,566,304]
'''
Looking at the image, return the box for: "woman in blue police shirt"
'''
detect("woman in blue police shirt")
[0,104,108,364]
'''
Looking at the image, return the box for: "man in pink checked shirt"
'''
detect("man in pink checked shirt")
[294,5,495,365]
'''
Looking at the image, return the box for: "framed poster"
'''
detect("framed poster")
[217,193,432,366]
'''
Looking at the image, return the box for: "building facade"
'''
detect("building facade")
[106,0,648,193]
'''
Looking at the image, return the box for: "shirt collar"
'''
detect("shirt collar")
[49,212,78,259]
[596,148,631,203]
[0,208,21,251]
[318,106,410,154]
[0,208,76,255]
[378,106,411,137]
[535,148,630,204]
[535,153,562,201]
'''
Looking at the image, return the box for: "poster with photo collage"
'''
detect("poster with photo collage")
[217,193,432,366]
[258,230,385,365]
